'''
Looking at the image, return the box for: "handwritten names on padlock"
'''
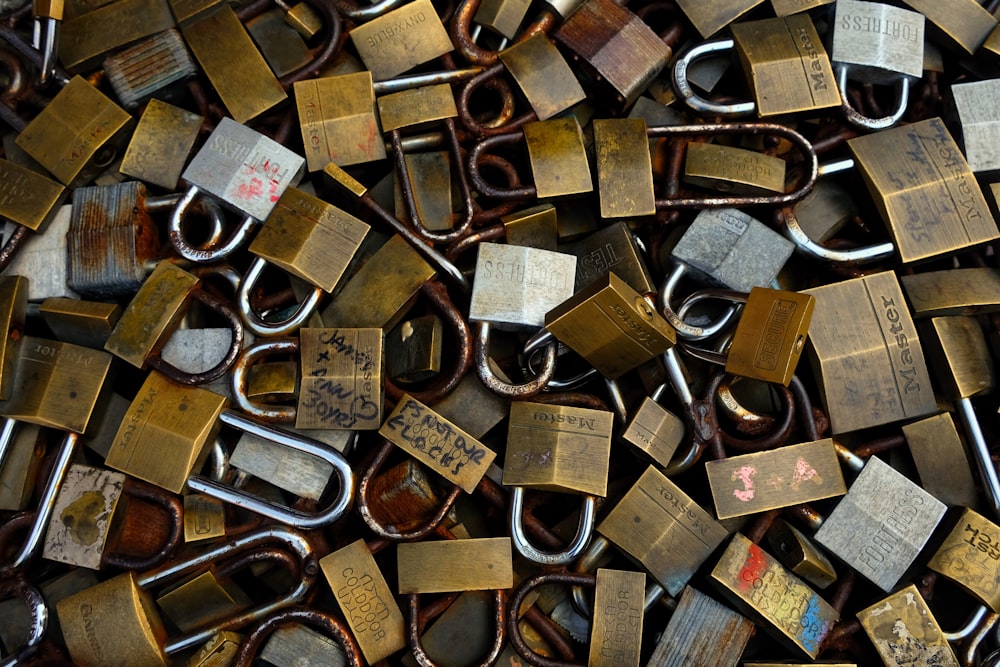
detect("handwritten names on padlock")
[297,328,383,430]
[379,394,497,493]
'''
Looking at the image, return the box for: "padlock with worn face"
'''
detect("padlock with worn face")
[647,585,754,667]
[57,0,174,72]
[15,76,134,188]
[588,569,645,667]
[770,0,833,16]
[156,570,252,633]
[103,30,198,112]
[593,118,656,219]
[598,466,729,597]
[0,276,26,402]
[902,413,978,508]
[245,8,311,78]
[468,242,577,332]
[901,0,996,55]
[474,0,530,42]
[3,205,77,301]
[830,0,924,128]
[951,79,1000,174]
[546,272,675,379]
[803,270,936,433]
[349,0,453,80]
[0,157,67,240]
[621,394,684,468]
[295,71,386,172]
[523,118,593,200]
[674,0,761,37]
[848,117,998,263]
[497,33,586,121]
[119,98,203,190]
[397,537,513,593]
[683,142,786,197]
[928,508,1000,612]
[857,584,960,667]
[296,327,383,430]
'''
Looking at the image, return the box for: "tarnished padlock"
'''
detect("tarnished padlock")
[706,438,847,520]
[497,33,586,121]
[103,30,198,112]
[245,8,311,78]
[386,314,441,384]
[598,465,729,596]
[857,583,960,666]
[348,0,453,80]
[119,98,203,190]
[156,570,251,633]
[647,585,754,667]
[180,5,286,122]
[770,0,833,15]
[621,390,684,468]
[565,221,654,295]
[473,0,531,43]
[674,0,761,38]
[951,79,1000,174]
[468,242,576,332]
[0,276,26,402]
[2,204,77,301]
[901,0,996,55]
[296,327,383,430]
[901,413,978,508]
[0,158,67,256]
[15,76,133,188]
[710,533,838,658]
[57,0,174,72]
[683,142,786,196]
[169,117,305,262]
[0,420,44,512]
[587,568,646,667]
[593,118,656,218]
[929,508,1000,612]
[765,518,837,590]
[830,0,924,129]
[803,270,936,433]
[295,71,385,172]
[901,267,1000,318]
[847,117,998,264]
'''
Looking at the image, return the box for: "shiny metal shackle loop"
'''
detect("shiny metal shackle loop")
[0,575,46,667]
[475,321,555,398]
[237,256,323,337]
[230,337,299,423]
[186,410,354,530]
[837,64,910,131]
[658,263,740,341]
[509,486,596,566]
[672,39,755,118]
[169,185,258,263]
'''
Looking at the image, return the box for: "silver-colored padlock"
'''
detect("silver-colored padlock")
[830,0,925,129]
[169,118,305,262]
[952,79,1000,174]
[659,208,793,339]
[3,205,78,301]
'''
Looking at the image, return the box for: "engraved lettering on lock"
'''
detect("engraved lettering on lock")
[649,485,712,537]
[0,166,30,208]
[119,387,158,450]
[530,410,597,431]
[858,485,924,573]
[481,260,572,290]
[338,568,390,642]
[795,25,830,93]
[840,13,921,42]
[606,303,658,346]
[963,523,1000,561]
[79,603,106,664]
[716,210,749,236]
[754,299,798,371]
[581,242,623,275]
[879,295,920,395]
[365,10,426,47]
[916,126,984,228]
[211,133,251,164]
[600,592,639,659]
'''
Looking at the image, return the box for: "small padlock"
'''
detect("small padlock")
[621,392,684,468]
[38,297,121,349]
[646,586,754,667]
[186,630,244,667]
[474,0,530,42]
[348,0,453,81]
[951,79,1000,174]
[257,622,348,667]
[564,221,654,295]
[119,98,203,190]
[857,583,960,666]
[245,8,311,77]
[770,0,832,15]
[683,142,786,196]
[386,314,442,384]
[929,508,1000,612]
[497,33,586,121]
[765,518,837,590]
[901,413,978,509]
[156,570,252,633]
[0,157,67,238]
[0,420,44,511]
[295,71,386,172]
[103,29,198,112]
[295,327,383,430]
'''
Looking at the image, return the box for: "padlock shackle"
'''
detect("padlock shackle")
[232,607,363,667]
[457,63,535,138]
[332,0,406,21]
[0,24,70,88]
[409,590,506,667]
[672,38,755,118]
[169,185,259,263]
[0,224,29,275]
[230,338,299,422]
[783,206,896,265]
[509,486,596,566]
[658,263,740,341]
[237,257,323,337]
[956,397,1000,522]
[102,477,184,571]
[0,575,46,667]
[451,0,556,66]
[522,329,600,392]
[836,64,910,131]
[186,410,354,529]
[508,572,593,667]
[475,321,556,398]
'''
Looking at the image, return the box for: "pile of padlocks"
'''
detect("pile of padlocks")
[3,0,1000,664]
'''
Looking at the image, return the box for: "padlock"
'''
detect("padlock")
[393,150,456,234]
[0,567,97,660]
[901,0,996,55]
[902,413,978,509]
[857,583,960,666]
[468,242,576,332]
[0,276,25,402]
[0,576,47,664]
[386,314,441,384]
[244,8,311,77]
[473,0,531,42]
[57,525,317,667]
[57,0,174,72]
[646,585,754,667]
[920,315,1000,520]
[119,99,203,190]
[621,392,684,467]
[545,272,675,380]
[403,587,515,666]
[586,568,645,667]
[683,142,786,196]
[847,117,998,264]
[902,268,1000,319]
[770,0,833,15]
[803,270,937,433]
[3,205,77,301]
[187,630,243,667]
[496,33,586,121]
[0,420,44,512]
[295,327,383,430]
[15,76,133,188]
[765,518,837,590]
[674,0,761,38]
[598,465,729,597]
[38,297,121,349]
[156,570,252,633]
[103,29,198,111]
[183,493,225,543]
[348,0,453,81]
[169,117,305,262]
[951,79,1000,174]
[564,221,654,295]
[295,71,386,172]
[706,438,847,520]
[0,158,67,246]
[180,5,286,123]
[592,118,656,218]
[709,532,838,658]
[398,536,513,593]
[552,0,672,109]
[928,508,1000,612]
[256,621,348,667]
[830,0,924,129]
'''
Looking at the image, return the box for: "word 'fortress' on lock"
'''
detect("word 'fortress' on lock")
[3,0,1000,666]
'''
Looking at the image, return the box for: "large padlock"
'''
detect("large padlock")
[929,508,1000,613]
[348,0,453,81]
[901,0,996,55]
[496,33,586,121]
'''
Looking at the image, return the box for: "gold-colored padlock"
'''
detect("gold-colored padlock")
[0,276,26,401]
[0,158,67,232]
[769,0,833,15]
[386,315,442,384]
[497,33,586,121]
[765,519,837,590]
[502,205,558,251]
[183,493,226,543]
[856,583,959,666]
[901,413,978,508]
[929,508,1000,612]
[588,568,645,667]
[294,72,386,171]
[683,142,786,196]
[621,396,684,467]
[349,0,454,80]
[0,422,44,511]
[297,327,383,430]
[58,0,175,72]
[156,571,251,633]
[675,0,762,37]
[39,297,122,350]
[901,268,1000,318]
[593,118,656,219]
[397,537,513,593]
[523,118,592,199]
[120,99,204,191]
[566,221,655,295]
[725,287,814,386]
[901,0,996,55]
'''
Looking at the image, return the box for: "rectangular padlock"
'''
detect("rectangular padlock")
[524,118,592,199]
[119,99,203,190]
[593,118,655,218]
[245,8,311,77]
[814,456,947,592]
[386,314,442,384]
[952,79,1000,173]
[186,631,243,667]
[15,76,134,188]
[765,518,837,590]
[468,242,577,331]
[498,33,586,120]
[589,569,645,667]
[706,438,847,520]
[769,0,833,16]
[675,0,761,37]
[710,533,838,658]
[349,0,453,80]
[380,394,497,493]
[261,625,345,667]
[647,586,754,667]
[431,372,509,440]
[230,430,334,500]
[397,537,513,593]
[104,370,228,493]
[250,187,370,292]
[42,464,126,569]
[0,423,44,511]
[295,72,385,171]
[3,206,77,301]
[180,5,287,123]
[475,0,530,39]
[901,268,1000,318]
[394,151,454,232]
[928,508,1000,611]
[0,157,67,232]
[831,0,924,83]
[504,401,614,497]
[725,287,814,386]
[0,336,111,434]
[857,584,959,667]
[804,270,937,433]
[622,397,684,467]
[502,204,557,251]
[103,29,198,111]
[566,221,654,295]
[848,117,998,263]
[183,493,226,542]
[730,14,841,117]
[902,413,978,508]
[683,143,786,196]
[58,0,176,72]
[319,539,407,663]
[181,117,305,222]
[156,570,250,633]
[546,272,676,379]
[297,327,383,430]
[598,466,729,596]
[901,0,995,55]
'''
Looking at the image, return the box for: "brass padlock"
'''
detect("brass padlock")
[848,118,998,264]
[597,465,729,596]
[348,0,454,80]
[0,420,44,511]
[709,533,838,658]
[397,537,513,593]
[723,287,814,386]
[296,327,383,430]
[647,585,754,666]
[186,631,243,667]
[929,508,1000,612]
[15,75,134,188]
[0,157,67,235]
[765,518,837,590]
[103,29,198,111]
[952,79,1000,173]
[156,570,251,633]
[706,438,847,520]
[229,428,338,503]
[183,493,225,543]
[474,0,531,41]
[769,0,833,15]
[245,8,311,78]
[523,118,593,199]
[497,33,586,121]
[119,98,203,190]
[57,0,175,72]
[902,413,978,509]
[593,118,656,218]
[674,0,761,37]
[683,142,786,196]
[901,0,996,55]
[294,71,386,171]
[621,394,684,467]
[565,221,655,295]
[857,584,960,666]
[258,622,348,667]
[546,272,676,379]
[803,270,936,433]
[588,568,645,667]
[393,150,455,233]
[901,268,1000,318]
[39,298,119,350]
